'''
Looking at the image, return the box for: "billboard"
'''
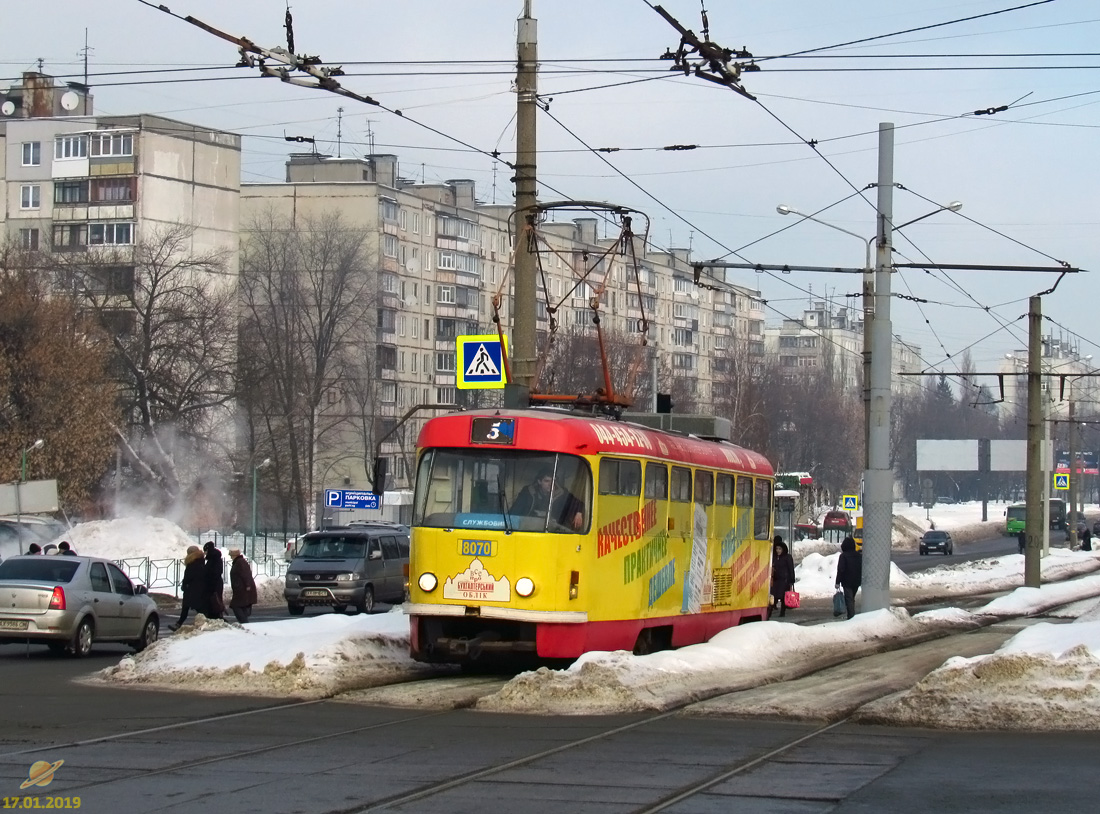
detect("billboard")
[1055,450,1099,476]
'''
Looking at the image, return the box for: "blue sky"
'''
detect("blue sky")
[4,0,1097,378]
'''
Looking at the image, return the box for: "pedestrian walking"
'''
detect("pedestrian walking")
[1017,530,1026,555]
[202,541,226,620]
[835,535,862,620]
[770,535,796,618]
[169,545,206,631]
[1079,524,1092,552]
[228,548,258,624]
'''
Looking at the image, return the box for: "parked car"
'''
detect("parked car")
[935,496,956,505]
[919,530,954,556]
[0,555,160,657]
[284,524,410,615]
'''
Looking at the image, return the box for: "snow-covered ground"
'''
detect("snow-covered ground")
[67,504,1100,730]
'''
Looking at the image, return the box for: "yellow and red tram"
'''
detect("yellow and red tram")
[406,408,776,665]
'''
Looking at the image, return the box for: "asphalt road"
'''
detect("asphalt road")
[3,630,1100,813]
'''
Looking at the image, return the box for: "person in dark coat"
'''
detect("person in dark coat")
[202,541,225,620]
[58,541,76,556]
[169,545,206,631]
[1017,530,1026,555]
[770,536,796,618]
[228,548,258,623]
[27,543,42,555]
[835,535,862,620]
[1079,524,1092,552]
[509,468,584,530]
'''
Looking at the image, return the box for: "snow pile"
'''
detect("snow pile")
[49,517,194,561]
[794,547,1100,601]
[95,609,426,697]
[253,575,285,606]
[477,608,976,715]
[859,618,1100,730]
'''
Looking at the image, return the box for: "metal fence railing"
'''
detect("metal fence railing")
[115,552,290,598]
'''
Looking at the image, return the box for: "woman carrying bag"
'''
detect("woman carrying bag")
[770,536,796,618]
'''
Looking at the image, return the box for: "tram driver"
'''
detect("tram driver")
[510,467,585,530]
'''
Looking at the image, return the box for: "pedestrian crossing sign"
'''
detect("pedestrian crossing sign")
[1054,473,1069,490]
[842,495,859,511]
[456,335,509,389]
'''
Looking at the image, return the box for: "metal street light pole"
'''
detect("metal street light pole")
[17,439,44,550]
[251,457,271,560]
[21,438,44,483]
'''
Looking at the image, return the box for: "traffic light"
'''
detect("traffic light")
[656,393,673,414]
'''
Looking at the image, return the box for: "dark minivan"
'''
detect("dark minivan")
[283,524,409,615]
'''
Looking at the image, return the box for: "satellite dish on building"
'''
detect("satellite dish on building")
[405,256,421,275]
[0,100,15,117]
[60,91,80,111]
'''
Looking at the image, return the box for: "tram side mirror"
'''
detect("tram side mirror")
[372,457,388,496]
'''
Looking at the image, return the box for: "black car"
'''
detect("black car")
[919,530,953,556]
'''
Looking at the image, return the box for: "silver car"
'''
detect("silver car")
[0,555,160,657]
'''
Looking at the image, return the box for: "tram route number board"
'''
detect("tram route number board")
[471,417,515,445]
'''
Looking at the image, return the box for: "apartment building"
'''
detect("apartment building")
[1,72,241,292]
[764,300,923,398]
[242,152,766,505]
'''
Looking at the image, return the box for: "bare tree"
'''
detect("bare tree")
[240,209,377,530]
[0,245,119,510]
[48,224,237,512]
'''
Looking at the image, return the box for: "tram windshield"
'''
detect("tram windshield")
[413,449,592,533]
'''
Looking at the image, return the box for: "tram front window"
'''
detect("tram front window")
[414,449,591,533]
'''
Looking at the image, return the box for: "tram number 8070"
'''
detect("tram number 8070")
[460,539,494,557]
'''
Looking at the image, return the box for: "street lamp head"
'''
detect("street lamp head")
[258,457,271,470]
[31,439,44,451]
[776,204,795,216]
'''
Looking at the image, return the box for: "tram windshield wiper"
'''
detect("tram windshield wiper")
[497,481,512,534]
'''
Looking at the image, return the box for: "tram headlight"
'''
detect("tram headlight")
[515,577,535,597]
[418,572,438,592]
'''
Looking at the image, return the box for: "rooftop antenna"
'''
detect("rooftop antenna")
[491,162,498,204]
[365,118,375,154]
[80,29,93,88]
[336,106,343,157]
[36,58,45,73]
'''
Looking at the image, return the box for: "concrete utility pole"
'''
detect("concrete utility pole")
[1025,296,1043,587]
[1068,398,1078,546]
[862,123,895,613]
[506,0,538,408]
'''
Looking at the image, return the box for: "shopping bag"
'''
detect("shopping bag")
[832,590,845,617]
[783,590,800,609]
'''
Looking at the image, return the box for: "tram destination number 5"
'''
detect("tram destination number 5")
[471,417,515,445]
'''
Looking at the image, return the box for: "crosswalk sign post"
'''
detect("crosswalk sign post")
[457,335,509,389]
[1054,473,1069,491]
[842,495,859,511]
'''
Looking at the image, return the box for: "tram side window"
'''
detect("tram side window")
[694,470,714,505]
[645,463,668,500]
[670,466,692,502]
[716,474,734,506]
[754,479,772,539]
[599,458,642,496]
[735,476,753,508]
